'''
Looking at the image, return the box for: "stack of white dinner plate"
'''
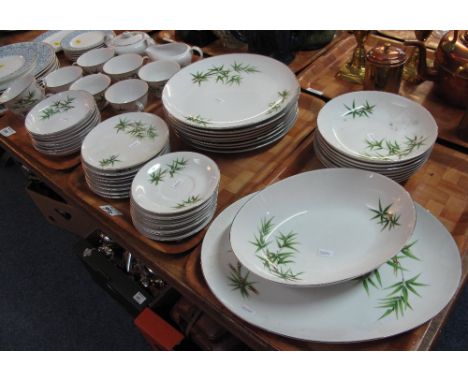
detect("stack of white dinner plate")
[314,91,438,183]
[61,30,114,62]
[0,42,59,92]
[25,90,100,156]
[162,53,300,153]
[81,112,170,199]
[130,151,220,241]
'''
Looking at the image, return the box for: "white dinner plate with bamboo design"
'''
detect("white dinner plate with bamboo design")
[202,195,461,342]
[131,151,220,215]
[230,169,416,287]
[162,53,300,129]
[81,112,169,171]
[317,91,438,164]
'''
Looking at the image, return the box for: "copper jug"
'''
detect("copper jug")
[364,43,407,93]
[405,30,468,108]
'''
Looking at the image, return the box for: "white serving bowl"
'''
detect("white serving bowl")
[44,66,83,93]
[230,168,416,287]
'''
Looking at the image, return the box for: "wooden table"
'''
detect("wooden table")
[1,30,467,350]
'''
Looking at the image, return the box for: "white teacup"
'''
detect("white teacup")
[104,79,148,113]
[138,60,180,97]
[70,73,111,110]
[76,47,115,74]
[0,74,45,117]
[103,53,148,82]
[44,66,83,93]
[145,43,203,67]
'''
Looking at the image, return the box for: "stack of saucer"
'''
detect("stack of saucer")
[315,91,438,183]
[162,53,300,153]
[81,112,170,199]
[0,42,59,92]
[25,90,100,156]
[61,30,114,62]
[130,152,220,241]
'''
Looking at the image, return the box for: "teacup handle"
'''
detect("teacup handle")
[142,56,150,64]
[190,46,204,59]
[136,101,145,111]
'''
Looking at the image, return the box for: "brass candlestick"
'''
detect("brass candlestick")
[403,30,432,83]
[337,30,369,84]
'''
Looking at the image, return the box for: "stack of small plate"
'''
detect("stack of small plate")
[61,30,114,62]
[0,42,59,92]
[25,90,100,156]
[33,30,75,52]
[81,112,170,199]
[130,151,220,241]
[162,53,300,153]
[315,91,438,183]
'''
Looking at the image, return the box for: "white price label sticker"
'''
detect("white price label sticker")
[0,126,16,137]
[99,205,123,216]
[306,87,324,96]
[133,292,147,305]
[319,248,335,257]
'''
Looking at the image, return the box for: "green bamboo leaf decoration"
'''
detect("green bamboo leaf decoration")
[16,91,37,107]
[251,216,303,282]
[362,135,427,160]
[344,99,375,118]
[267,90,291,114]
[173,194,202,209]
[227,262,259,298]
[39,96,75,120]
[369,199,401,231]
[185,115,211,127]
[149,168,167,185]
[112,119,157,140]
[190,61,260,86]
[362,235,428,320]
[167,157,188,177]
[99,154,121,168]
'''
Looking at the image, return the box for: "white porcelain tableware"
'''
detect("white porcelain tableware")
[138,60,180,96]
[0,55,26,83]
[317,91,438,164]
[81,112,169,171]
[145,42,203,67]
[0,42,57,91]
[103,53,148,82]
[107,31,155,56]
[33,30,74,52]
[202,195,461,342]
[163,53,300,129]
[131,151,220,215]
[70,73,111,110]
[0,74,45,117]
[44,66,83,93]
[76,47,115,74]
[25,90,96,136]
[105,79,148,113]
[61,30,114,62]
[230,168,416,287]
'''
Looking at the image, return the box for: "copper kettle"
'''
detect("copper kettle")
[405,31,468,108]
